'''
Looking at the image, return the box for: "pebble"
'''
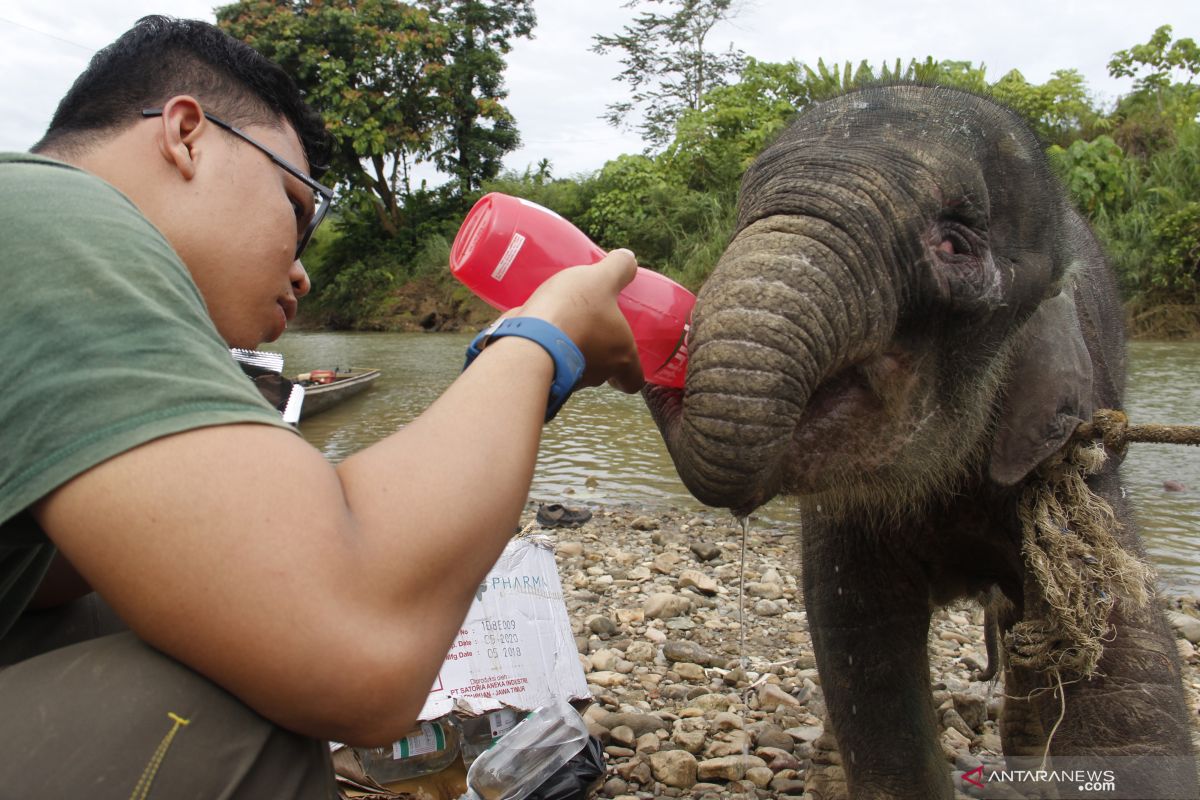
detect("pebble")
[645,593,692,620]
[678,569,720,595]
[535,506,1200,799]
[650,749,699,788]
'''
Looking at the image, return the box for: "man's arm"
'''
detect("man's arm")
[33,252,643,746]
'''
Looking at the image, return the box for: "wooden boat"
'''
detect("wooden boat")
[294,367,381,420]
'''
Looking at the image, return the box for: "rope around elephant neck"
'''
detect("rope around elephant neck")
[1006,408,1200,682]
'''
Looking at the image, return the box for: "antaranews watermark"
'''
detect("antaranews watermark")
[958,756,1196,799]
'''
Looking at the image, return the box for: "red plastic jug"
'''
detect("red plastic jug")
[449,193,693,387]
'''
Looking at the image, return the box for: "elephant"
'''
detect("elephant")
[644,84,1199,799]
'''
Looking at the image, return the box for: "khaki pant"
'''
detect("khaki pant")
[0,595,336,799]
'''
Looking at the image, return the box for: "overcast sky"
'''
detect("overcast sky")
[1,0,1197,179]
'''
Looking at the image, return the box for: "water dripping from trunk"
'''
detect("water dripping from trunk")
[735,513,750,670]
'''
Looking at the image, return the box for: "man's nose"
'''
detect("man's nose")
[290,259,311,298]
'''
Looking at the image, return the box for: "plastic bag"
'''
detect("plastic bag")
[524,735,605,800]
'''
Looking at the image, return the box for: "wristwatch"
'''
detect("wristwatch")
[463,317,585,422]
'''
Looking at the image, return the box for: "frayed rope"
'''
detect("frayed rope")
[1006,410,1161,681]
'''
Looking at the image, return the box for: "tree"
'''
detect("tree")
[424,1,535,200]
[592,0,746,149]
[1107,25,1200,157]
[1109,25,1200,116]
[217,0,449,236]
[990,68,1100,146]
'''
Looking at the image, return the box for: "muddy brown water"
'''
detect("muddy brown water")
[273,332,1200,594]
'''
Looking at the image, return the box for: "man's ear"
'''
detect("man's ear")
[153,96,206,181]
[988,290,1094,485]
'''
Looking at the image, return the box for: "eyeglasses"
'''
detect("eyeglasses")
[142,108,334,260]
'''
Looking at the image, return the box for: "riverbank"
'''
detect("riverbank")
[297,277,1200,340]
[535,504,1200,799]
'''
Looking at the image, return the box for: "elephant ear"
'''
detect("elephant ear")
[988,291,1094,486]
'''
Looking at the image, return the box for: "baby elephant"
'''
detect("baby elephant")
[645,85,1198,799]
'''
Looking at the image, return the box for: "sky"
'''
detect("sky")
[1,0,1197,180]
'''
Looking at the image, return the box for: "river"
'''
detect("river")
[272,331,1200,594]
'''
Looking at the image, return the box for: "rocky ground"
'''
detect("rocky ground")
[527,504,1200,800]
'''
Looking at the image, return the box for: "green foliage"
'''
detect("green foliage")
[217,0,449,236]
[592,0,746,149]
[424,1,535,200]
[1048,136,1132,216]
[661,59,808,191]
[991,69,1101,146]
[1150,202,1200,293]
[220,7,1198,331]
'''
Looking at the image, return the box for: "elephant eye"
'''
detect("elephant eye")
[936,224,979,258]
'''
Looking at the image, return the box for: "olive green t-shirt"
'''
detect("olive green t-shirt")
[0,153,293,640]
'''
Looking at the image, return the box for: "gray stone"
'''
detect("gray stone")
[690,692,733,712]
[588,614,619,637]
[952,692,988,732]
[611,724,637,747]
[625,640,655,663]
[758,682,801,711]
[591,648,621,672]
[747,582,785,600]
[941,708,975,740]
[755,746,801,771]
[678,569,719,595]
[652,552,681,574]
[600,712,670,737]
[650,750,699,789]
[556,541,584,557]
[672,728,707,754]
[665,617,696,631]
[1167,610,1200,644]
[635,732,661,754]
[753,726,794,753]
[615,755,653,785]
[697,754,768,782]
[602,777,629,798]
[690,541,721,561]
[769,775,807,795]
[644,593,691,620]
[786,725,824,744]
[754,599,785,616]
[713,711,745,731]
[704,730,752,758]
[662,640,713,665]
[746,767,775,789]
[588,670,627,688]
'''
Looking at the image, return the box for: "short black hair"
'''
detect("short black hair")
[33,15,330,177]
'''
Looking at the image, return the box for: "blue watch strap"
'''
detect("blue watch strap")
[463,317,585,422]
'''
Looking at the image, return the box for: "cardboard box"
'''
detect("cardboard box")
[417,534,589,719]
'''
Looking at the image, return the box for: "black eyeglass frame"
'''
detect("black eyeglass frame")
[141,108,334,260]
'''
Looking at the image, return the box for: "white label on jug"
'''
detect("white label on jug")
[491,232,525,282]
[393,722,445,759]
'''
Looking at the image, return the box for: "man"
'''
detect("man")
[0,16,642,798]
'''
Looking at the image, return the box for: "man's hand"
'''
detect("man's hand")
[514,249,644,393]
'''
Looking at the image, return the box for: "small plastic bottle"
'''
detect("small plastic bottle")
[461,696,588,800]
[449,192,694,388]
[459,708,522,767]
[356,715,462,784]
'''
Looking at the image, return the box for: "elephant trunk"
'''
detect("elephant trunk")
[648,215,895,514]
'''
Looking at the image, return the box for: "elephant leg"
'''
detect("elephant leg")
[802,531,950,800]
[1033,603,1199,798]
